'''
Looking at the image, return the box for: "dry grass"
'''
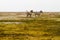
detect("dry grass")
[0,12,60,40]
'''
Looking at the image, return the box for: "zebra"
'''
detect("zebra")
[34,10,43,17]
[26,10,33,17]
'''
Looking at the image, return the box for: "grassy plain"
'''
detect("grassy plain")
[0,12,60,40]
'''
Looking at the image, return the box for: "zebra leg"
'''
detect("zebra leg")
[35,14,37,17]
[30,15,31,17]
[27,14,28,17]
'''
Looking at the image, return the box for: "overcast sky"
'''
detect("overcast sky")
[0,0,60,12]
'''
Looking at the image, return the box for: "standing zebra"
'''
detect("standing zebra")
[26,10,33,17]
[35,10,43,17]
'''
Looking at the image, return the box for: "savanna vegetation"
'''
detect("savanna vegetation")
[0,12,60,40]
[0,17,60,40]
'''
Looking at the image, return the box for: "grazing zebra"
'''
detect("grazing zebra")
[34,10,43,17]
[26,10,33,17]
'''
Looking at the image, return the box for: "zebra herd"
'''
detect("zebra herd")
[26,10,43,17]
